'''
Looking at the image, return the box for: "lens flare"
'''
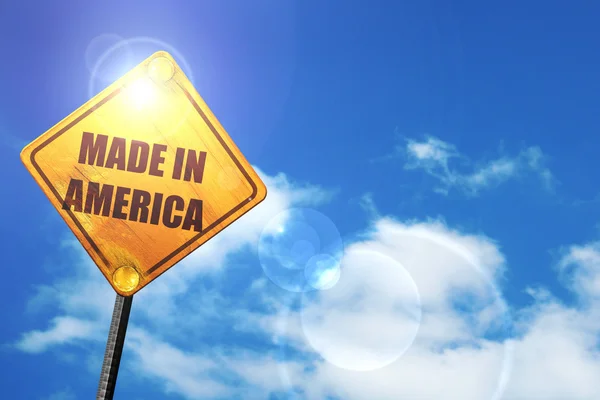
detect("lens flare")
[304,254,341,290]
[300,248,422,371]
[258,208,344,292]
[85,33,133,82]
[277,229,515,400]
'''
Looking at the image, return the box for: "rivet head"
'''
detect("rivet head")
[112,266,140,292]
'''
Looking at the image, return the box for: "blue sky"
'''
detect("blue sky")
[2,0,600,399]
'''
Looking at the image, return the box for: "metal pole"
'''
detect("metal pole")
[96,294,133,400]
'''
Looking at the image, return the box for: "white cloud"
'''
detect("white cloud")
[407,136,460,165]
[126,329,232,399]
[558,242,600,300]
[125,327,310,399]
[357,192,380,220]
[45,388,76,400]
[399,135,556,195]
[16,316,100,353]
[244,219,600,400]
[503,302,600,400]
[14,170,600,400]
[248,218,513,399]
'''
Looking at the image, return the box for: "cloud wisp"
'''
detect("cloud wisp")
[382,135,556,196]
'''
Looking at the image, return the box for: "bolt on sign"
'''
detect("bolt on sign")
[21,51,267,296]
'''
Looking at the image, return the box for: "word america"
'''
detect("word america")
[61,132,207,232]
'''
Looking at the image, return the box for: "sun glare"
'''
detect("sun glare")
[125,77,155,109]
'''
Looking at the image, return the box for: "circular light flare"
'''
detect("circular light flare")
[305,253,341,290]
[258,208,344,293]
[300,248,422,372]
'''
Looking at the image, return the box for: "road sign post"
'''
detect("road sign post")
[21,51,267,397]
[96,294,133,400]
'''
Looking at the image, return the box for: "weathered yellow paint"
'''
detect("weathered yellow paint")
[20,51,267,296]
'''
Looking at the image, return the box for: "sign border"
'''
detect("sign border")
[27,80,260,277]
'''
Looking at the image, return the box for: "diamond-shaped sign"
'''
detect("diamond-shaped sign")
[21,51,267,296]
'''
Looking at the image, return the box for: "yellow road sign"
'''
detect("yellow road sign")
[21,51,267,296]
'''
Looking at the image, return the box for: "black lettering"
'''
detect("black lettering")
[127,140,150,173]
[105,137,127,170]
[84,182,113,216]
[171,147,185,180]
[129,189,151,223]
[162,195,184,228]
[62,179,83,212]
[150,193,163,225]
[149,144,167,177]
[184,150,207,183]
[182,199,203,232]
[78,132,107,167]
[112,186,131,219]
